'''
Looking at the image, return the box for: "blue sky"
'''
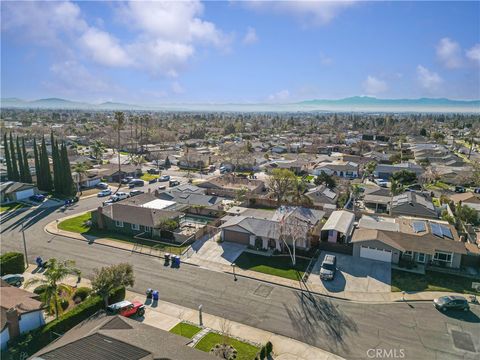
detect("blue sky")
[1,1,479,104]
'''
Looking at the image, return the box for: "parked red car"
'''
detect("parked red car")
[106,300,145,317]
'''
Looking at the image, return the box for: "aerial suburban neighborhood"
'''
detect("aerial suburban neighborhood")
[0,1,479,360]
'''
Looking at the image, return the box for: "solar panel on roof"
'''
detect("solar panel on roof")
[412,221,426,233]
[430,222,443,238]
[440,225,453,239]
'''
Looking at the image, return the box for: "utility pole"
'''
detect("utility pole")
[21,220,28,267]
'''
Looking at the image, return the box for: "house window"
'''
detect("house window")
[115,221,124,228]
[434,251,452,263]
[404,251,413,257]
[417,253,426,263]
[131,224,140,231]
[144,226,151,232]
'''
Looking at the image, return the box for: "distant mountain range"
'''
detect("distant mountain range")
[1,96,479,113]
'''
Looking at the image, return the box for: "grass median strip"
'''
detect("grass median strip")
[169,322,202,339]
[391,269,479,295]
[57,212,188,255]
[195,332,260,360]
[234,252,309,281]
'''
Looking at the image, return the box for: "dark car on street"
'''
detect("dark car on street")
[1,274,24,287]
[433,296,470,312]
[129,190,145,197]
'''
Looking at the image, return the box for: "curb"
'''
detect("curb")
[44,221,200,268]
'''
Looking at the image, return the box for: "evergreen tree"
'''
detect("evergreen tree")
[16,136,26,182]
[60,142,75,196]
[22,138,32,183]
[33,138,42,189]
[3,133,13,180]
[165,156,171,168]
[52,138,62,195]
[40,136,53,191]
[9,133,19,181]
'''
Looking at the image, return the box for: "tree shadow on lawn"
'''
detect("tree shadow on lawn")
[285,280,358,353]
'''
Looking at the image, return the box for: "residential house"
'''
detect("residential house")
[266,159,307,175]
[390,192,437,219]
[1,281,45,350]
[320,210,355,244]
[351,215,467,267]
[198,174,265,198]
[374,162,424,180]
[92,193,183,240]
[31,313,215,360]
[310,160,359,178]
[449,192,480,213]
[87,163,141,183]
[305,185,339,209]
[363,186,391,213]
[220,206,325,250]
[0,182,38,203]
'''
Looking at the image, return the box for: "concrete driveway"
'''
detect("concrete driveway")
[308,252,391,293]
[189,235,246,266]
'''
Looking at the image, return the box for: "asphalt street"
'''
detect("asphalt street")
[1,197,479,360]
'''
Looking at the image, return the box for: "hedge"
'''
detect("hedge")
[108,286,126,304]
[0,252,25,276]
[5,286,126,359]
[73,287,92,302]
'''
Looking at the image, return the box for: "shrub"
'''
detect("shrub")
[60,298,69,311]
[107,286,126,305]
[259,346,266,360]
[73,287,92,302]
[265,341,273,355]
[0,252,25,276]
[33,285,48,295]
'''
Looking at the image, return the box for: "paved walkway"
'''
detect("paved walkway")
[45,216,475,303]
[126,291,344,360]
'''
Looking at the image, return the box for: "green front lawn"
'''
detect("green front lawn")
[57,212,188,255]
[169,322,202,339]
[195,333,260,360]
[140,173,159,182]
[391,269,480,295]
[234,252,309,280]
[0,202,25,213]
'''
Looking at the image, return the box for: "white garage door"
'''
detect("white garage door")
[16,188,34,200]
[360,246,392,262]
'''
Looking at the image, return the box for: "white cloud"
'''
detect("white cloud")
[244,1,356,26]
[466,44,480,62]
[242,27,258,45]
[171,81,185,94]
[319,52,333,65]
[417,65,443,90]
[268,89,290,102]
[80,27,132,67]
[436,37,462,68]
[362,76,387,95]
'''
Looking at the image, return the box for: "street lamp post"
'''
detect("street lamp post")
[231,262,237,281]
[198,304,203,326]
[21,220,28,267]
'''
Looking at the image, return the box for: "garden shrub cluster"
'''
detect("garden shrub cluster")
[0,252,25,276]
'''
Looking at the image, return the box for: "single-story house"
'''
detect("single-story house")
[305,185,339,208]
[87,164,141,183]
[220,206,324,250]
[198,174,265,198]
[0,182,38,203]
[390,192,437,219]
[449,192,480,213]
[92,194,183,240]
[1,281,45,350]
[374,162,424,180]
[363,186,391,213]
[310,161,359,178]
[31,313,215,360]
[351,216,467,267]
[320,210,355,244]
[72,172,102,189]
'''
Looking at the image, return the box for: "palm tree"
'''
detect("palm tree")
[72,162,90,195]
[25,258,81,319]
[90,140,105,163]
[291,177,310,206]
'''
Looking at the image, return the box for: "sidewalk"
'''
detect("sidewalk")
[45,216,475,304]
[126,291,344,360]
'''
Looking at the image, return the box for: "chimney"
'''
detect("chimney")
[154,190,159,197]
[6,307,20,339]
